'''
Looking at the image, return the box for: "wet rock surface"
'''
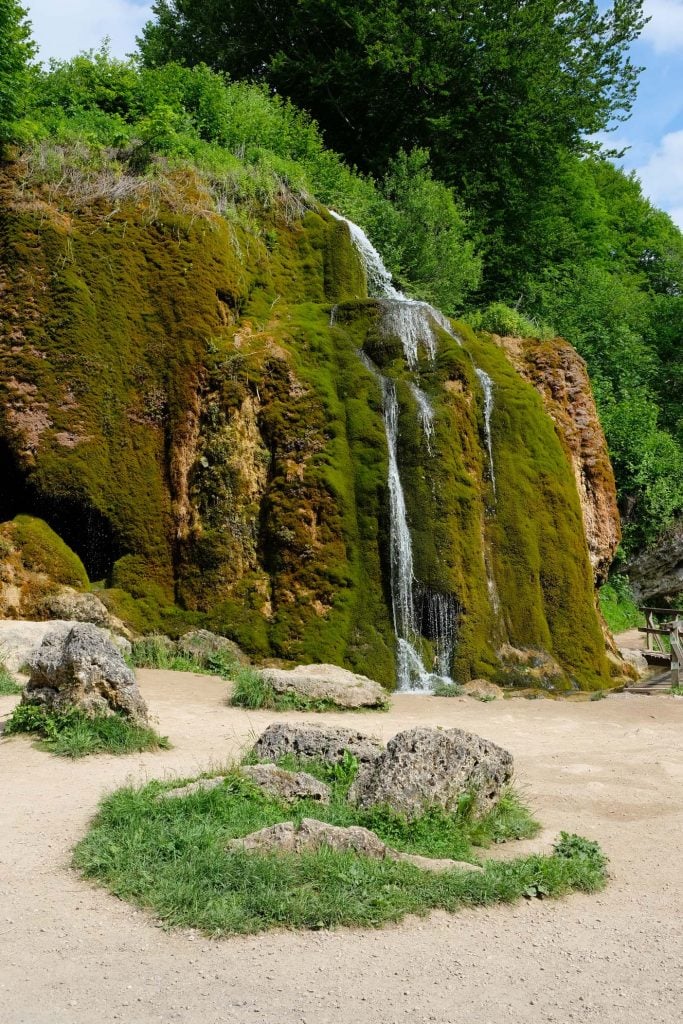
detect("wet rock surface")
[348,726,513,819]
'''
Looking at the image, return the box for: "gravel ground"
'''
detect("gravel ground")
[1,670,682,1024]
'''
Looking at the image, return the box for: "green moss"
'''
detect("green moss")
[462,324,611,689]
[11,515,89,588]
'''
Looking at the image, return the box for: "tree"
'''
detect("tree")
[140,1,647,293]
[0,0,35,149]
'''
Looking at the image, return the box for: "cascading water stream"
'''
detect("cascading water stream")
[475,368,497,500]
[332,210,457,691]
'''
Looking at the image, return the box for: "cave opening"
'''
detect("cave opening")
[0,441,124,582]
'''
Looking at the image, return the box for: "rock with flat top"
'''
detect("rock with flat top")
[348,726,513,820]
[241,764,330,804]
[251,722,383,766]
[23,622,148,724]
[228,818,483,872]
[260,663,388,709]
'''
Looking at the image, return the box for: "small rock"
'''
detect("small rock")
[241,764,331,804]
[617,647,649,677]
[260,663,388,709]
[348,726,513,819]
[229,818,483,872]
[251,722,384,766]
[463,679,503,700]
[159,777,227,800]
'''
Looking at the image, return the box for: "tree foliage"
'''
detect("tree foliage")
[0,0,35,148]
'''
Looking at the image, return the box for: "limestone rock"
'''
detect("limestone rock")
[251,722,384,766]
[160,777,227,800]
[348,726,513,819]
[628,519,683,606]
[229,817,483,872]
[463,679,503,700]
[42,587,132,640]
[496,335,620,583]
[177,628,249,666]
[23,622,148,724]
[617,647,649,678]
[260,663,388,709]
[0,618,131,671]
[241,764,330,804]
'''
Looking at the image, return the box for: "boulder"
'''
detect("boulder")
[628,520,683,605]
[463,679,504,700]
[617,647,649,678]
[42,587,133,640]
[251,722,384,766]
[177,628,249,666]
[0,619,131,672]
[260,663,388,709]
[348,726,513,819]
[241,764,330,804]
[228,818,482,873]
[23,622,148,724]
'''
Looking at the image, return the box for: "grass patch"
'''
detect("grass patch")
[0,664,22,696]
[432,681,465,697]
[3,703,170,758]
[131,635,238,678]
[671,685,683,696]
[73,769,607,935]
[230,666,389,712]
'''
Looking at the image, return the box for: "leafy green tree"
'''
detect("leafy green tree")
[140,1,646,294]
[0,0,35,149]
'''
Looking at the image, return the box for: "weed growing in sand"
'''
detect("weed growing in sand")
[670,685,683,696]
[4,703,170,758]
[431,681,465,697]
[73,771,606,935]
[0,664,22,696]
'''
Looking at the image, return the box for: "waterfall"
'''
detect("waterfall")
[334,210,458,691]
[475,368,497,499]
[410,383,435,454]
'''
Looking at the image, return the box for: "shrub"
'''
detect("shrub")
[0,662,22,695]
[468,302,554,340]
[599,573,644,634]
[432,681,465,697]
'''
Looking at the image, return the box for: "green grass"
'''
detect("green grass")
[230,666,390,712]
[0,664,22,696]
[431,681,465,697]
[3,703,170,758]
[131,635,238,678]
[73,767,607,935]
[671,685,683,696]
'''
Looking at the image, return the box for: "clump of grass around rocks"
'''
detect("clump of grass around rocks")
[73,757,608,935]
[670,685,683,696]
[230,666,388,712]
[3,703,170,758]
[431,681,465,697]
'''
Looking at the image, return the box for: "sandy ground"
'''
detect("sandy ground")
[1,671,682,1024]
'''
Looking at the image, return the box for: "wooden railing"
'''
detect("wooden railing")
[639,607,683,684]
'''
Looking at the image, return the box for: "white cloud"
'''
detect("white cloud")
[637,130,683,227]
[26,1,153,62]
[641,0,683,54]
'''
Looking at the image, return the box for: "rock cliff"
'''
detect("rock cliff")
[0,161,616,689]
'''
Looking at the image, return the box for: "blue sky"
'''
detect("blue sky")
[24,0,683,228]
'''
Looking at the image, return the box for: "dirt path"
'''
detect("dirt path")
[2,672,682,1024]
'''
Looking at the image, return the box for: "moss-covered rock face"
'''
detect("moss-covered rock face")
[0,163,613,688]
[0,515,89,617]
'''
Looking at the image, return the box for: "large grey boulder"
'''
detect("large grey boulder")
[23,623,148,724]
[42,587,132,640]
[0,619,131,672]
[177,629,249,666]
[260,663,388,709]
[251,722,384,766]
[228,818,482,873]
[348,727,513,819]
